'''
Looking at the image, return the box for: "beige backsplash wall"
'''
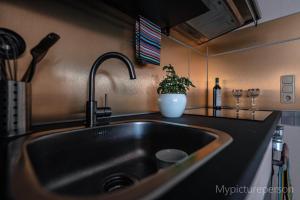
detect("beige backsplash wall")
[0,0,207,123]
[203,12,300,110]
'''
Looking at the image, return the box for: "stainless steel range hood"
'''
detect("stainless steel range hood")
[170,0,260,46]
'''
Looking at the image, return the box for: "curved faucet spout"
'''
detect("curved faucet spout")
[86,52,136,127]
[88,52,136,101]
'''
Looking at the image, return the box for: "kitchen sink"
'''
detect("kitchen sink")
[13,120,232,200]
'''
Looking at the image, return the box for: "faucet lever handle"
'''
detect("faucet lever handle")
[96,93,111,118]
[104,93,108,107]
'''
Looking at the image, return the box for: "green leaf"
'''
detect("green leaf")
[157,64,196,94]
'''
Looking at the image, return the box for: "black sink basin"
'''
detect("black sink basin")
[13,120,232,200]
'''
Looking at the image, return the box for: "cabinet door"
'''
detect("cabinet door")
[245,140,272,200]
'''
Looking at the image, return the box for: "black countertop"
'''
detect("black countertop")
[1,111,281,200]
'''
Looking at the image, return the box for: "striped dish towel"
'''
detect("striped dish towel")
[135,15,161,65]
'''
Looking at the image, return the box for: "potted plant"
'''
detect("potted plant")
[157,64,195,118]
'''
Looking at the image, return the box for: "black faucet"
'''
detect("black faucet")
[86,52,136,127]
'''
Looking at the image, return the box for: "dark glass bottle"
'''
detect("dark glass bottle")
[213,77,222,109]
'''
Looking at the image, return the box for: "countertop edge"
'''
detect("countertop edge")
[229,111,281,199]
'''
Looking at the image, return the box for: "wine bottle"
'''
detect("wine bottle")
[213,77,222,109]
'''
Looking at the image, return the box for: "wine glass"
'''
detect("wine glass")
[247,88,260,114]
[232,89,243,113]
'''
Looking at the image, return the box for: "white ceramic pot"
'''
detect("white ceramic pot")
[158,94,187,118]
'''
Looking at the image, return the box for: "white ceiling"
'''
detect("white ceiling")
[256,0,300,23]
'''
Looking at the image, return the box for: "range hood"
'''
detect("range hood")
[171,0,260,46]
[97,0,260,46]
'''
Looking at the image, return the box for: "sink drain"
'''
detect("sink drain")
[103,173,137,193]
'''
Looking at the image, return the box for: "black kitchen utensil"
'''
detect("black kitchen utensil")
[0,28,26,60]
[0,28,26,81]
[0,59,7,80]
[21,32,60,82]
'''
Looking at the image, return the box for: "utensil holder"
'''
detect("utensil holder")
[0,80,31,138]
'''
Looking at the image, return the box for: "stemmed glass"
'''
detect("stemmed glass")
[247,88,260,114]
[232,89,243,113]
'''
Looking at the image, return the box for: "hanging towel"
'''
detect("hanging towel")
[283,144,293,200]
[277,143,293,200]
[135,15,161,65]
